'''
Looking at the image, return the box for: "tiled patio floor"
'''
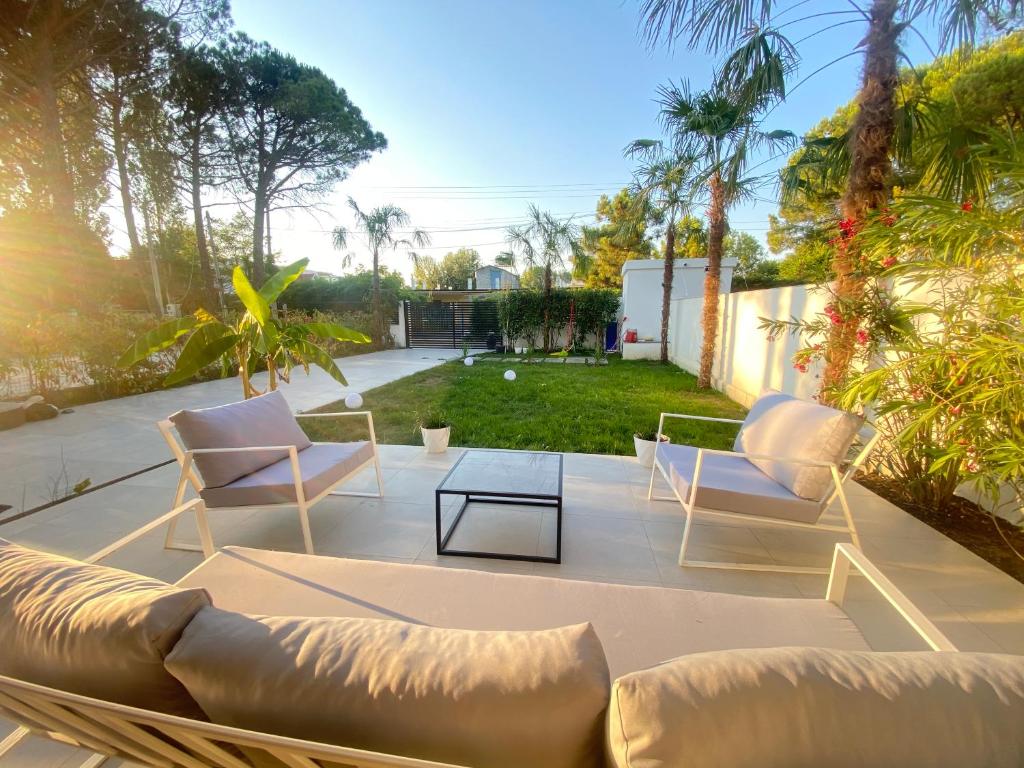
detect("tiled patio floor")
[0,347,465,511]
[3,443,1024,765]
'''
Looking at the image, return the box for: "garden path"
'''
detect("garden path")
[0,347,468,514]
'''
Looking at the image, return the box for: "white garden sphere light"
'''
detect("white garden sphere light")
[504,370,517,382]
[344,392,364,409]
[464,356,475,366]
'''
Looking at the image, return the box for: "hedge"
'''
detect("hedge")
[491,289,619,351]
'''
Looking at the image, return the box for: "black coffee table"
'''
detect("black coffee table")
[435,449,564,563]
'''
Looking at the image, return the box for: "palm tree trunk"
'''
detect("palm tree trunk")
[371,247,383,347]
[698,172,726,389]
[543,264,553,352]
[659,214,677,363]
[823,0,899,398]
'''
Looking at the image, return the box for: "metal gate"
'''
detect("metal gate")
[404,300,501,349]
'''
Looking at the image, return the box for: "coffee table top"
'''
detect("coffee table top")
[438,449,563,498]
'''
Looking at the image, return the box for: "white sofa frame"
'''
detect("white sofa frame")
[158,411,384,556]
[648,412,882,575]
[0,499,956,768]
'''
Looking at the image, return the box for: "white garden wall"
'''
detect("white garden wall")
[668,284,827,407]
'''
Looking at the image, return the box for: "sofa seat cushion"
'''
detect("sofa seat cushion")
[658,443,822,524]
[608,647,1024,768]
[199,441,373,508]
[733,389,863,501]
[165,607,610,768]
[0,538,210,718]
[170,390,312,488]
[175,548,871,680]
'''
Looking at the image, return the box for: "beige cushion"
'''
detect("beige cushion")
[734,389,863,500]
[608,647,1024,768]
[175,548,872,681]
[170,389,312,488]
[0,539,209,718]
[658,443,822,523]
[200,441,373,508]
[166,607,610,768]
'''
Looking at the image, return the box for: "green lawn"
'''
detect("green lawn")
[304,356,747,455]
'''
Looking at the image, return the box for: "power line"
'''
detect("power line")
[363,182,628,190]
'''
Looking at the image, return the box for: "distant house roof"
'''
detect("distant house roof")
[475,265,517,278]
[297,269,340,280]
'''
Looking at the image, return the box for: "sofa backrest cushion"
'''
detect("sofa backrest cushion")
[607,647,1024,768]
[733,389,863,501]
[0,539,210,719]
[165,607,611,768]
[169,389,311,488]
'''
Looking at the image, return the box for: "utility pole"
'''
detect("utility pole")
[205,210,227,314]
[140,200,165,316]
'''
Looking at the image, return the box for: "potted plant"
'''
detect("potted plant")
[633,429,670,467]
[419,412,451,454]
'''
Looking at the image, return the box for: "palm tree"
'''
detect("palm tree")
[504,205,588,351]
[332,198,430,346]
[621,144,699,363]
[639,0,1021,394]
[658,79,794,387]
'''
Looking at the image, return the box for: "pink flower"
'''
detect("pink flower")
[794,362,808,373]
[882,255,897,268]
[856,329,869,344]
[961,199,974,212]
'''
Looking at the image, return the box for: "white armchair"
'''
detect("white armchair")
[649,390,880,574]
[158,390,383,555]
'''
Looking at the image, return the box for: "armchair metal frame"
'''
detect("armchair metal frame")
[158,411,384,555]
[648,412,881,575]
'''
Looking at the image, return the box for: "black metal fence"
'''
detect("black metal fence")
[405,301,501,348]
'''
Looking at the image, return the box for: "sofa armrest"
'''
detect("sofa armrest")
[295,411,378,447]
[826,543,957,651]
[186,445,302,454]
[84,499,215,563]
[698,446,838,469]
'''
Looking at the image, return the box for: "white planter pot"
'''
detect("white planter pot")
[421,426,451,454]
[634,434,670,467]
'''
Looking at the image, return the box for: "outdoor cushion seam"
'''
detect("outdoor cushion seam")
[612,683,633,768]
[152,591,210,654]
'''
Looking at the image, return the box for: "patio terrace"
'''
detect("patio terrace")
[3,443,1024,765]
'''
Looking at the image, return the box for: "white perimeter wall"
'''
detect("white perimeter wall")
[621,259,735,343]
[668,283,1023,518]
[668,284,826,407]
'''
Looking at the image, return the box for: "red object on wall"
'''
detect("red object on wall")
[624,329,638,343]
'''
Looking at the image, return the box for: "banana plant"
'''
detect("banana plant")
[118,259,370,398]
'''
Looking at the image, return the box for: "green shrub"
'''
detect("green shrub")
[493,289,618,351]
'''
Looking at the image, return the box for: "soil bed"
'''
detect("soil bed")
[859,473,1024,584]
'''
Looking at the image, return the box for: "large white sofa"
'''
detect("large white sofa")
[1,519,1023,768]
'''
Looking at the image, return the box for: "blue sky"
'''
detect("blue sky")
[224,0,939,279]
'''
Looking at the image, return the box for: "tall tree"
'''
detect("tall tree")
[639,0,1022,395]
[93,0,174,314]
[221,35,386,284]
[658,76,793,387]
[580,188,655,289]
[332,198,430,346]
[622,145,699,363]
[413,247,482,289]
[166,44,234,308]
[0,0,112,221]
[504,206,588,352]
